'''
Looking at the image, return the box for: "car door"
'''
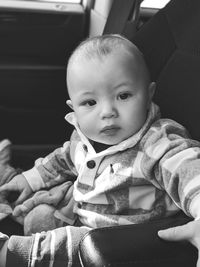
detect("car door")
[0,0,87,168]
[0,0,87,146]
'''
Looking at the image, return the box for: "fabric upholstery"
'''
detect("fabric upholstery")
[133,0,200,141]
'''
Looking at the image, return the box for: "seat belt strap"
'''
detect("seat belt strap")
[103,0,138,39]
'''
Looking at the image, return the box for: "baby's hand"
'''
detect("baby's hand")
[0,174,33,206]
[158,219,200,267]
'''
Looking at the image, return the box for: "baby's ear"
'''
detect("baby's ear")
[149,82,156,100]
[147,82,156,109]
[66,100,74,110]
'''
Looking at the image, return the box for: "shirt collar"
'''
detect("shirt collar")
[65,112,96,154]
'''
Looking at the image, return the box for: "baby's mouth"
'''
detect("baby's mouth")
[100,125,120,136]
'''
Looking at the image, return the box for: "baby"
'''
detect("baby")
[0,34,200,267]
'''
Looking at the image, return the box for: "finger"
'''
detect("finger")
[12,205,21,217]
[13,205,28,217]
[158,222,193,241]
[0,183,16,193]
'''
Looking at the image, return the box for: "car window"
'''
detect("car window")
[141,0,170,9]
[0,0,81,7]
[0,0,83,13]
[35,0,80,2]
[11,0,81,2]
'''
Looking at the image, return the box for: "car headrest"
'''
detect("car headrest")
[133,0,200,141]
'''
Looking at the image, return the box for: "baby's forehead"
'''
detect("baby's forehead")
[68,45,142,72]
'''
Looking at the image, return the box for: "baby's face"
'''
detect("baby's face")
[67,50,154,145]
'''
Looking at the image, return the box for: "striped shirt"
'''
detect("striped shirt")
[23,103,200,228]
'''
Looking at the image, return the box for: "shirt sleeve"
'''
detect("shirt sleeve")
[23,139,78,192]
[141,119,200,219]
[6,226,90,267]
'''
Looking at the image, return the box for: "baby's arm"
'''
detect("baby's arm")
[23,140,77,191]
[0,226,89,267]
[0,141,75,204]
[2,136,77,198]
[142,119,200,217]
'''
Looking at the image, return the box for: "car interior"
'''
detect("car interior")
[0,0,199,266]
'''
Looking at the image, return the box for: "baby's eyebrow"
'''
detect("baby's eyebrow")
[82,91,93,95]
[77,91,94,98]
[113,82,133,89]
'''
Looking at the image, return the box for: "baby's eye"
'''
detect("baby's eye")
[118,92,132,100]
[82,100,96,107]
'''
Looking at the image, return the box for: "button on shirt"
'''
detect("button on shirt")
[77,156,103,187]
[87,160,96,169]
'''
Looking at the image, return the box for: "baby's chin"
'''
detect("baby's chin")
[88,131,136,147]
[93,138,124,147]
[99,134,136,146]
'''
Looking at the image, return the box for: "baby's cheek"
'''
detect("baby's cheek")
[79,120,91,134]
[77,112,98,138]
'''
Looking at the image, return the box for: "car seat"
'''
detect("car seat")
[78,0,200,266]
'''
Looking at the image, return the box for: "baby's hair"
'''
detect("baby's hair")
[66,34,151,91]
[67,34,144,67]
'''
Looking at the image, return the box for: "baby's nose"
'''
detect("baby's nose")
[100,102,118,119]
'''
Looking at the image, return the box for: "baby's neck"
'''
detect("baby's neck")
[92,141,112,153]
